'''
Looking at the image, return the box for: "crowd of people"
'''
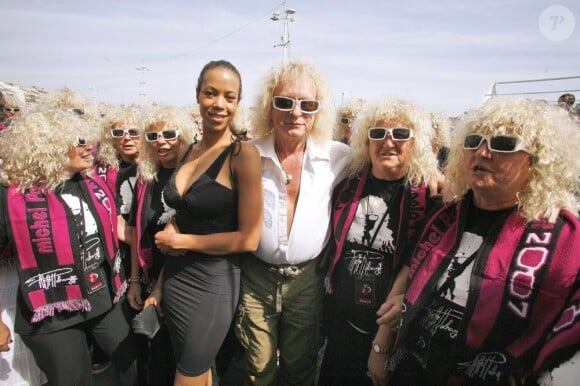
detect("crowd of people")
[0,61,578,386]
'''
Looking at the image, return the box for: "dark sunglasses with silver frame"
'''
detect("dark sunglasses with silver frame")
[145,129,180,142]
[272,96,320,114]
[110,128,141,138]
[367,127,414,141]
[63,108,85,116]
[463,133,528,153]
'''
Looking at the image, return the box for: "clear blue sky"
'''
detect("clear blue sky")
[2,0,579,116]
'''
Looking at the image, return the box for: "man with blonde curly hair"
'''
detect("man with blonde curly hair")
[235,59,351,385]
[389,98,580,385]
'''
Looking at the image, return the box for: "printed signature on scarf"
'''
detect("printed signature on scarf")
[419,305,461,339]
[457,352,506,382]
[346,249,383,277]
[24,267,78,289]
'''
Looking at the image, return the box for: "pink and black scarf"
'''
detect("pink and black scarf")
[93,162,119,196]
[400,193,580,380]
[7,176,125,323]
[134,177,154,284]
[325,164,429,293]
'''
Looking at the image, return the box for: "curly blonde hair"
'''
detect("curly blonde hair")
[348,98,439,183]
[231,105,253,138]
[0,93,26,125]
[251,59,334,143]
[0,110,97,192]
[185,103,201,119]
[97,104,145,168]
[443,98,580,221]
[1,93,25,110]
[137,104,196,181]
[333,97,366,142]
[429,111,452,150]
[37,87,101,126]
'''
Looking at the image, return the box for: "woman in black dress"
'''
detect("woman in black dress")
[145,60,263,386]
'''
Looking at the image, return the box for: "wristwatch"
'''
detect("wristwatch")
[372,342,390,354]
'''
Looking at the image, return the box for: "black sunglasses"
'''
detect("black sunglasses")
[340,117,353,125]
[3,107,20,113]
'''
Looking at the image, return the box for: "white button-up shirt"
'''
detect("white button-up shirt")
[252,135,351,265]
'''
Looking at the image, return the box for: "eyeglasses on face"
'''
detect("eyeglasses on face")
[76,137,88,147]
[272,96,320,114]
[110,128,141,138]
[145,129,180,142]
[3,107,20,113]
[340,117,354,125]
[63,108,85,116]
[368,127,414,141]
[463,133,527,153]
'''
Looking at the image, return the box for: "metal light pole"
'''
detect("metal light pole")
[271,1,296,62]
[136,62,150,104]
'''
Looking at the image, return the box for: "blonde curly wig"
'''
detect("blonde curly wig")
[185,103,201,119]
[333,97,366,142]
[231,105,253,138]
[137,104,196,181]
[348,98,439,183]
[0,93,26,125]
[429,111,452,150]
[443,98,580,221]
[97,104,145,168]
[37,87,101,128]
[251,59,334,143]
[1,93,25,111]
[1,110,97,192]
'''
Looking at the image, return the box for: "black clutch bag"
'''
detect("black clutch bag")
[132,305,160,339]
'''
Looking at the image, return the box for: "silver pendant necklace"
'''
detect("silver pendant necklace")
[275,150,293,185]
[282,169,292,185]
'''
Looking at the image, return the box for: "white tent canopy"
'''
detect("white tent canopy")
[482,75,580,105]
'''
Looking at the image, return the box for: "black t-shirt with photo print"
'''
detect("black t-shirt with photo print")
[406,204,515,376]
[116,160,138,222]
[329,176,405,334]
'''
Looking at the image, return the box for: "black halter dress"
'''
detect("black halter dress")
[162,142,241,376]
